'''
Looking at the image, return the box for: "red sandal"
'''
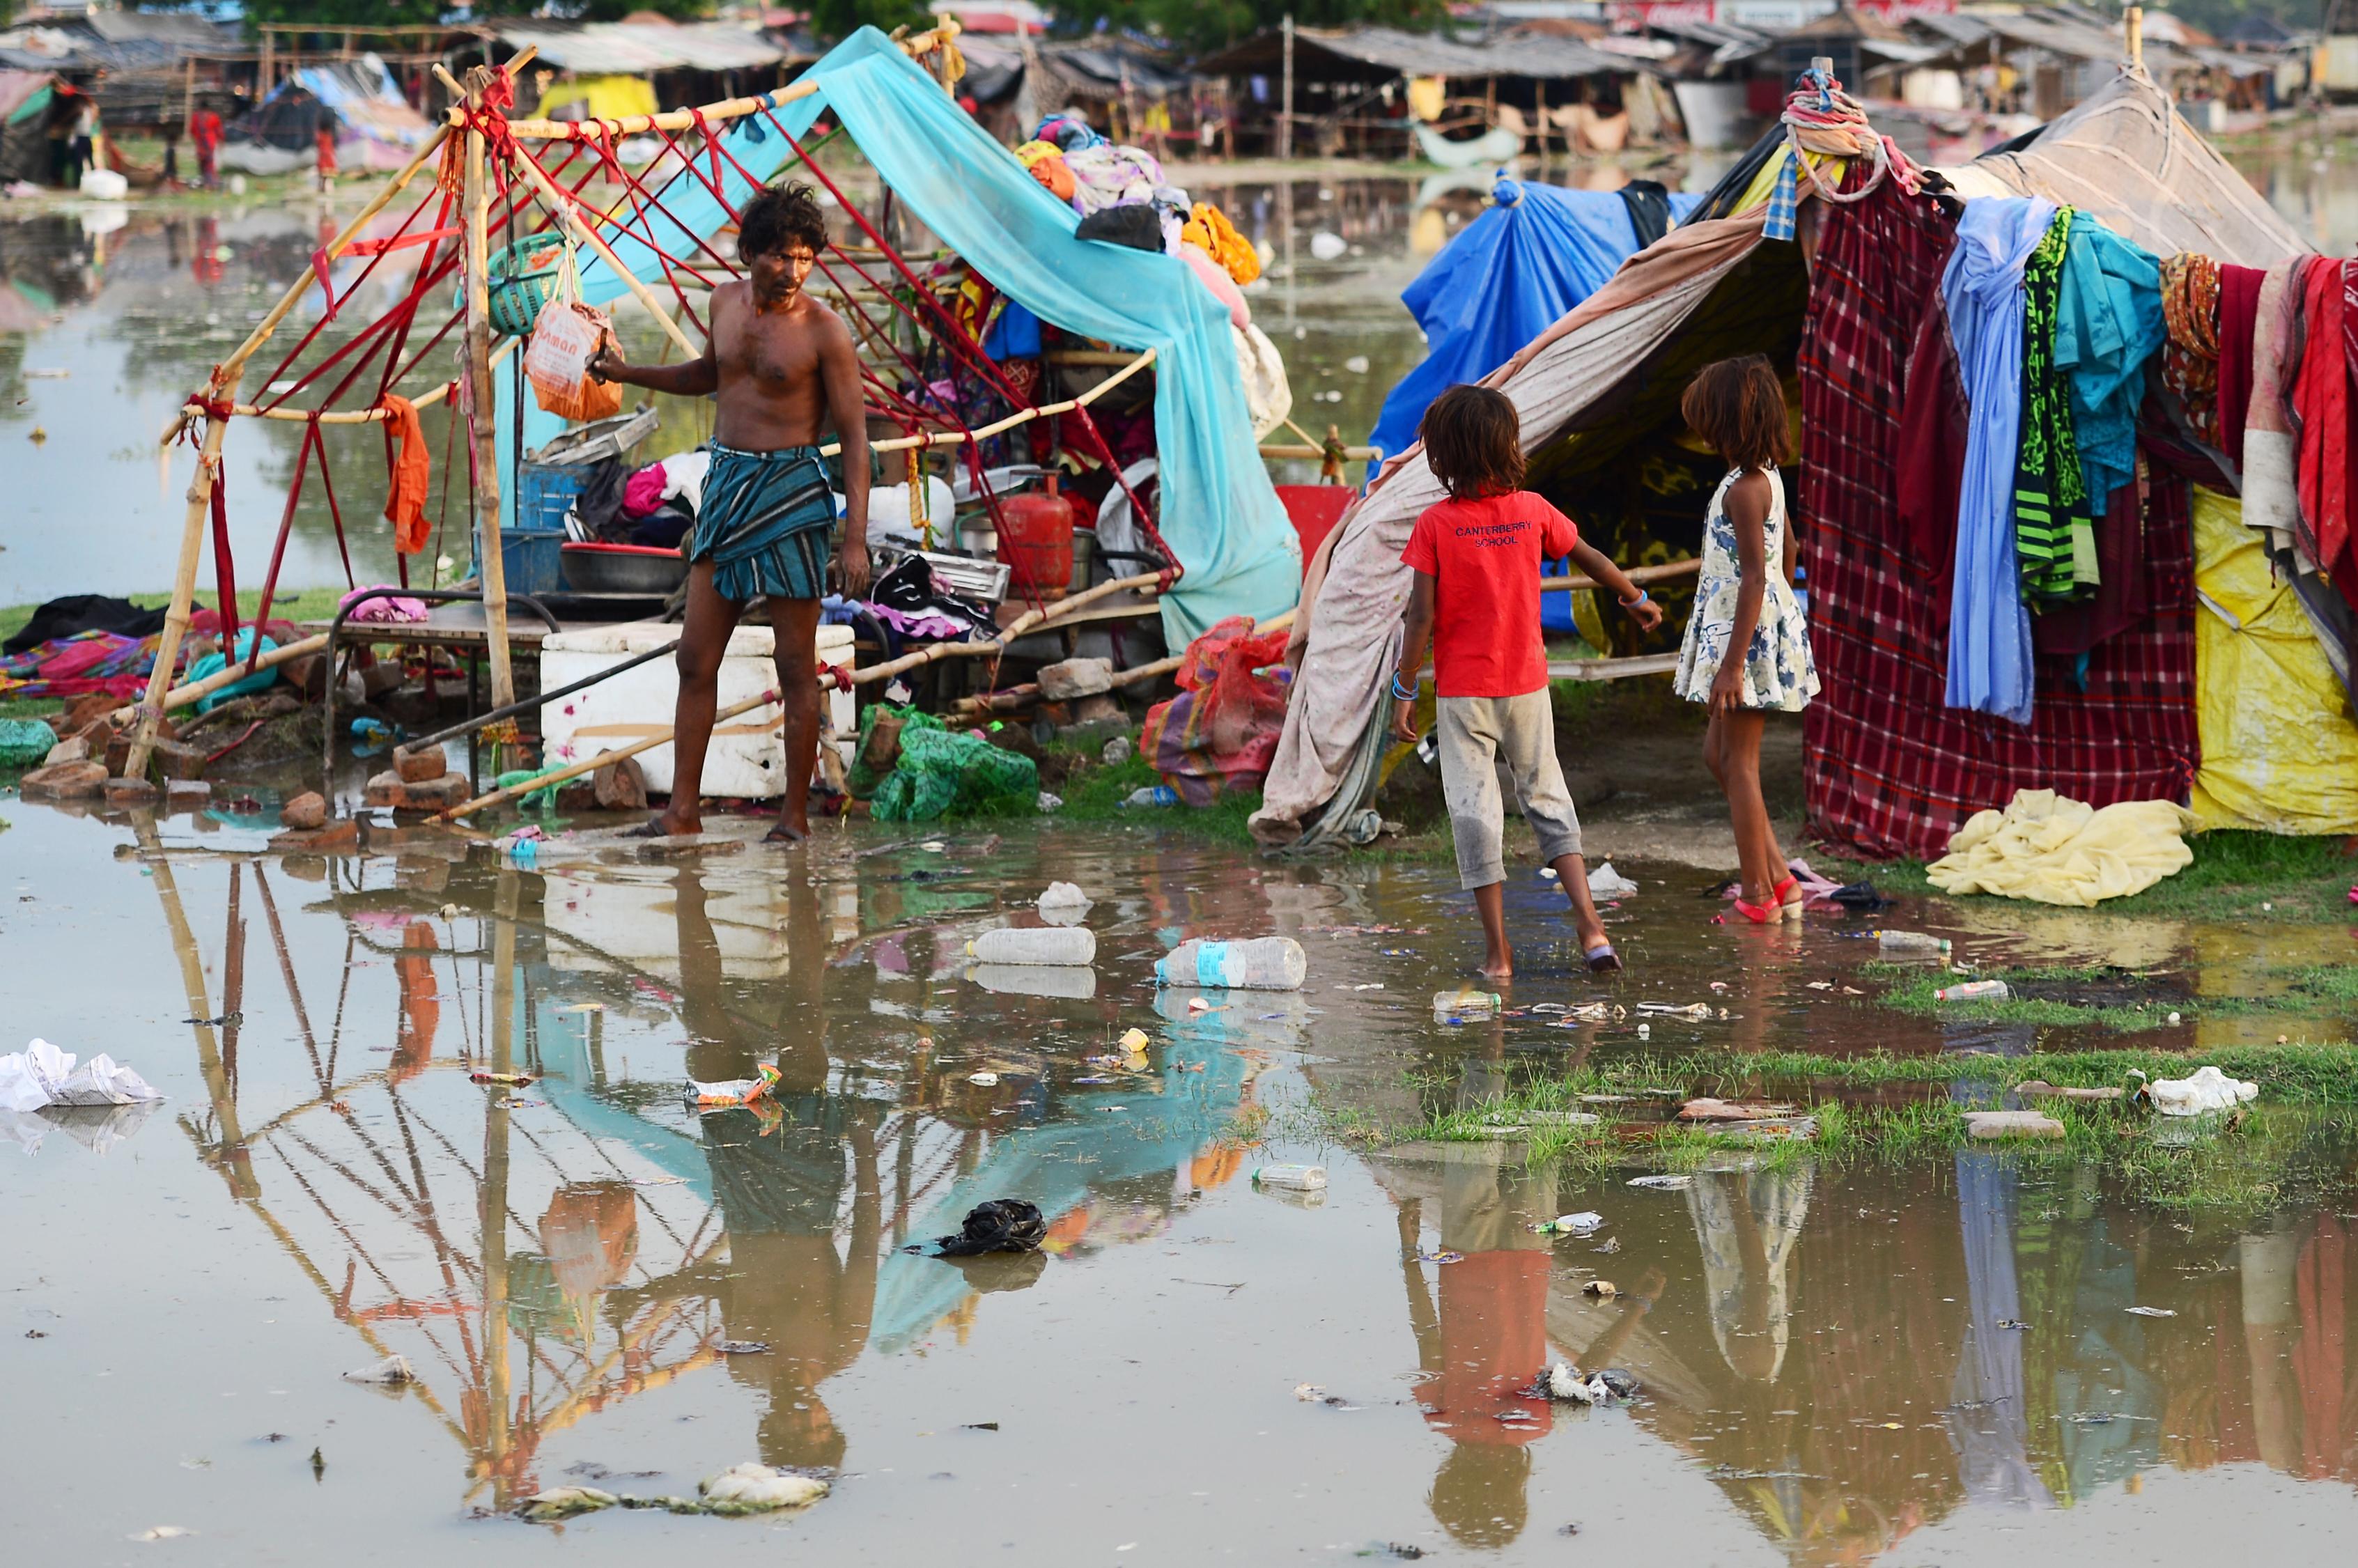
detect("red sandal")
[1731,893,1783,924]
[1773,874,1804,911]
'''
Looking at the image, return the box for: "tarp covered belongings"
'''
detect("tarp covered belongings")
[1140,614,1292,803]
[1925,787,2195,906]
[2189,486,2358,833]
[576,27,1297,644]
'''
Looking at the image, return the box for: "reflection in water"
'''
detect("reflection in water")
[1687,1163,1813,1384]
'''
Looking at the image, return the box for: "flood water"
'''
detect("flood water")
[6,805,2357,1562]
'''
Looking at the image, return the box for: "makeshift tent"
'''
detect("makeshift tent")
[1253,68,2326,859]
[575,28,1296,642]
[219,56,431,176]
[0,69,68,186]
[1370,176,1704,460]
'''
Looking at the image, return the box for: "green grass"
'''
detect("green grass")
[1865,961,2358,1032]
[0,587,350,653]
[1046,744,1264,844]
[1817,828,2357,923]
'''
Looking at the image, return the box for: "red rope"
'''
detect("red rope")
[208,460,239,647]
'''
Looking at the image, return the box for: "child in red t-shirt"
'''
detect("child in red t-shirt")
[1389,385,1662,979]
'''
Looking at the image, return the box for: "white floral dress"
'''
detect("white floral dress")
[1673,465,1821,713]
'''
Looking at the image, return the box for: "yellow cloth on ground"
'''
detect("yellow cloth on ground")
[2188,485,2358,833]
[540,74,658,123]
[1926,788,2195,907]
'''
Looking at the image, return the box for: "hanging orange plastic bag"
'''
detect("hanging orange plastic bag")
[523,245,621,423]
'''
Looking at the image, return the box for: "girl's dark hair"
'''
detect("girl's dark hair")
[740,181,829,259]
[1680,355,1789,472]
[1420,383,1524,500]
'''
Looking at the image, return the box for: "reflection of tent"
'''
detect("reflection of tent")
[1256,70,2332,859]
[1372,176,1702,461]
[573,29,1297,642]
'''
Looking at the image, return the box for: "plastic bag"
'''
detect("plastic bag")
[524,248,621,424]
[874,724,1038,822]
[0,1039,163,1113]
[1140,615,1293,805]
[931,1198,1047,1257]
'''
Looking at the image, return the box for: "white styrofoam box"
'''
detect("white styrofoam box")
[539,620,855,799]
[543,867,789,980]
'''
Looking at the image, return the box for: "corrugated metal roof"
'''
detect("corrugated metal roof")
[497,21,789,75]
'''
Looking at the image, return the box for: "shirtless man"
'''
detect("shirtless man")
[591,182,869,843]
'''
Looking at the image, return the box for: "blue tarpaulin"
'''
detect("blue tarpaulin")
[1369,178,1702,463]
[572,28,1298,641]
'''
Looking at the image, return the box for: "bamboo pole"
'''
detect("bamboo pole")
[1535,557,1700,594]
[150,632,330,713]
[440,686,782,820]
[127,123,453,779]
[492,24,961,141]
[461,63,515,711]
[175,336,518,426]
[502,137,703,361]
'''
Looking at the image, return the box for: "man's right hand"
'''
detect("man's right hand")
[587,343,624,385]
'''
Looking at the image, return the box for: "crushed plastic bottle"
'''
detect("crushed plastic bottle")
[1156,937,1308,991]
[1433,988,1503,1021]
[1121,785,1179,808]
[1934,979,2010,1002]
[1252,1163,1328,1190]
[968,926,1097,965]
[1875,929,1952,956]
[1533,1211,1604,1236]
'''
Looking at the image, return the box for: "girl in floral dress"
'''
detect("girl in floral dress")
[1672,355,1820,923]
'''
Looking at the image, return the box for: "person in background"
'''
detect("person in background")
[313,107,338,192]
[1670,355,1820,924]
[1388,383,1661,979]
[189,100,223,189]
[59,95,97,187]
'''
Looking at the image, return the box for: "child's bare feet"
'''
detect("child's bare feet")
[1473,882,1514,981]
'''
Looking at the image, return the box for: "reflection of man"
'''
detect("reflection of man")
[1399,1142,1557,1551]
[390,919,440,1085]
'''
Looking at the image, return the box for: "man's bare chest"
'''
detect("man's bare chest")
[719,309,821,388]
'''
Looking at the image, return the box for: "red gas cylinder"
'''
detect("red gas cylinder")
[996,474,1077,600]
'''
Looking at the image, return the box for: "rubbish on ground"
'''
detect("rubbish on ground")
[1583,1280,1618,1298]
[1588,862,1640,898]
[1626,1174,1693,1190]
[1678,1099,1797,1122]
[2168,1011,2182,1024]
[1433,988,1502,1021]
[1156,937,1308,990]
[1117,1027,1151,1055]
[1122,785,1179,808]
[1036,881,1093,924]
[968,962,1097,999]
[1533,1211,1604,1236]
[1308,231,1347,259]
[1996,1319,2029,1330]
[1963,1110,2067,1140]
[717,1340,770,1355]
[688,1062,781,1109]
[1638,1002,1716,1019]
[1253,1163,1328,1191]
[1037,791,1063,813]
[439,903,460,919]
[518,1487,618,1521]
[2015,1080,2124,1102]
[1936,980,2012,1002]
[1552,1002,1625,1023]
[131,1526,195,1542]
[470,1071,536,1087]
[0,1041,163,1113]
[2144,1064,2258,1117]
[1186,996,1216,1013]
[342,1354,416,1385]
[1521,1110,1601,1127]
[1635,1023,1650,1037]
[1102,735,1134,766]
[1875,929,1952,955]
[1418,1249,1464,1264]
[1926,789,2194,907]
[2124,1305,2178,1318]
[495,1096,541,1110]
[1294,1382,1327,1401]
[1826,880,1889,910]
[968,926,1097,965]
[183,1013,241,1027]
[968,1071,1000,1087]
[933,1198,1047,1256]
[558,1002,605,1013]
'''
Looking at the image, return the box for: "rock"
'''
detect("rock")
[593,756,648,812]
[554,782,598,813]
[41,736,89,768]
[2015,1080,2125,1102]
[363,769,407,808]
[270,820,362,853]
[359,661,405,699]
[59,693,120,733]
[1678,1098,1800,1123]
[1964,1110,2067,1140]
[1101,734,1135,766]
[149,738,209,782]
[281,653,327,699]
[104,776,160,807]
[396,773,469,812]
[280,791,327,830]
[391,744,447,784]
[19,760,108,800]
[1037,656,1114,701]
[1071,692,1124,724]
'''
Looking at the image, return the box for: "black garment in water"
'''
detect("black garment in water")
[932,1198,1047,1257]
[1076,203,1164,253]
[4,593,170,654]
[1617,180,1676,249]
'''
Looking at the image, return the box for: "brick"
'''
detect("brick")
[280,791,327,831]
[165,779,212,807]
[18,760,107,800]
[41,736,89,768]
[396,773,470,811]
[150,738,210,782]
[1037,656,1114,701]
[594,756,648,812]
[59,694,121,733]
[104,776,161,807]
[393,744,448,784]
[270,820,362,853]
[364,769,408,808]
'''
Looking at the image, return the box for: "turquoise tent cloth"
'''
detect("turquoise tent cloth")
[185,628,280,713]
[575,28,1298,642]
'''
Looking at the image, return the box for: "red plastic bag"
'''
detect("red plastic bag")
[1141,615,1293,804]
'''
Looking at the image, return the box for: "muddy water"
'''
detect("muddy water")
[5,807,2355,1563]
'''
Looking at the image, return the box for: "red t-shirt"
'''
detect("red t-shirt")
[1400,489,1579,698]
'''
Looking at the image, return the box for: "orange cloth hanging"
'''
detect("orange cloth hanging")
[1181,201,1261,286]
[378,394,432,554]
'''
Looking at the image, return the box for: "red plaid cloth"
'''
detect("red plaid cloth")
[1798,179,2198,859]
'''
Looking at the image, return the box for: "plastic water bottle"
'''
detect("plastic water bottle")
[1156,937,1308,991]
[1434,988,1503,1020]
[1876,929,1952,956]
[1935,979,2010,1002]
[1252,1163,1327,1191]
[1122,785,1179,808]
[967,926,1096,965]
